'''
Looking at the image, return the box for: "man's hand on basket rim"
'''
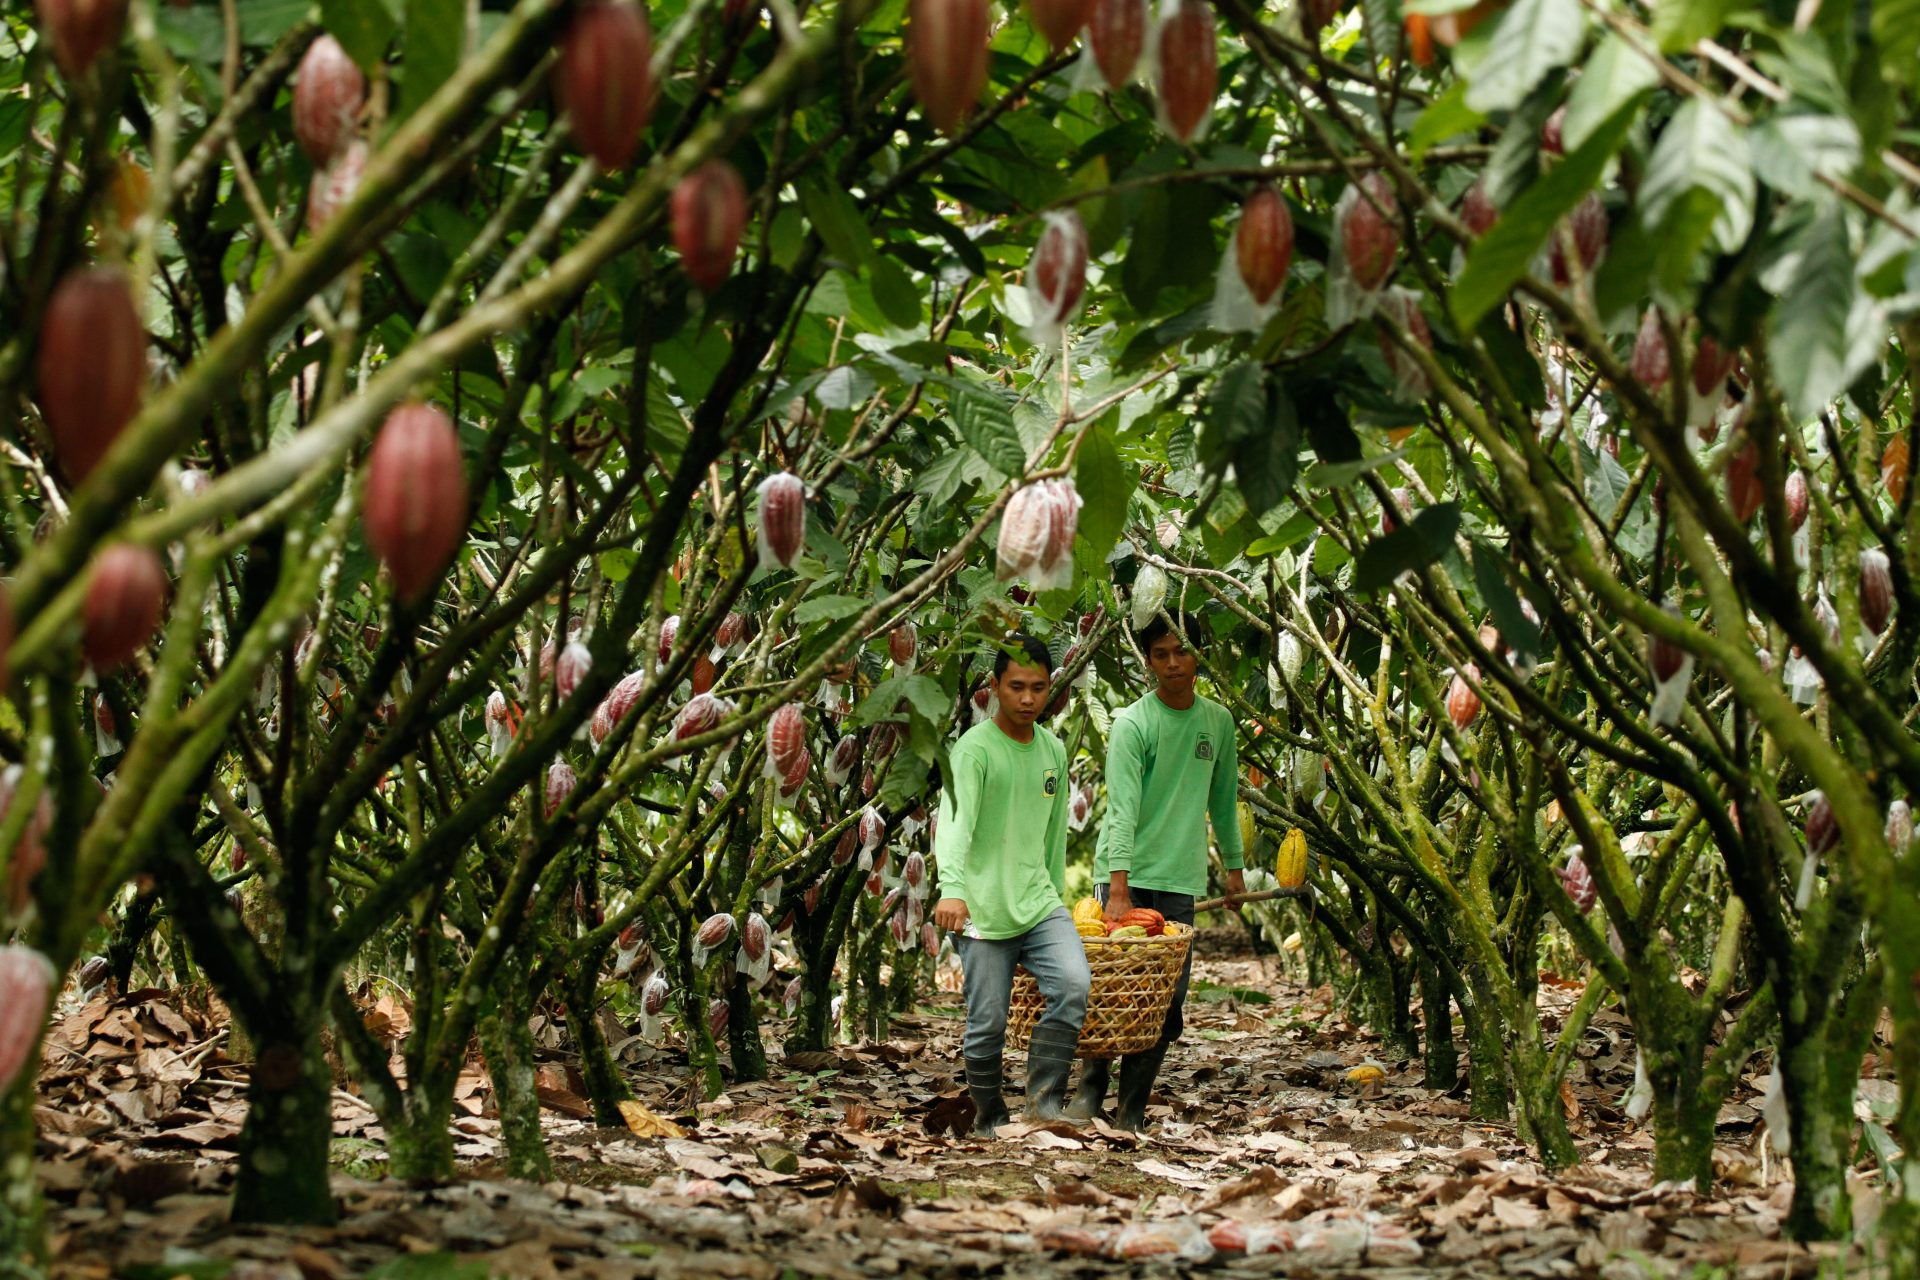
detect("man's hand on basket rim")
[932,898,969,933]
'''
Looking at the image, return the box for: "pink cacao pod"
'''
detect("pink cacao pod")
[1088,0,1147,87]
[545,761,576,817]
[890,622,918,667]
[659,614,680,666]
[33,0,126,78]
[1559,852,1596,913]
[1860,548,1893,636]
[1340,174,1399,292]
[555,640,592,700]
[696,912,735,949]
[690,652,717,695]
[0,945,55,1092]
[600,670,647,732]
[292,34,365,164]
[908,0,990,135]
[742,912,770,962]
[1459,180,1498,239]
[833,827,858,866]
[859,807,885,851]
[556,1,654,170]
[757,471,806,570]
[1648,612,1689,683]
[1549,193,1607,287]
[828,733,861,785]
[707,997,729,1040]
[889,906,912,947]
[1445,668,1481,731]
[1540,106,1566,156]
[1784,470,1810,532]
[618,922,644,950]
[1028,0,1093,50]
[37,266,145,484]
[83,543,167,672]
[903,850,926,890]
[768,703,807,774]
[1631,308,1671,394]
[1236,185,1294,306]
[365,402,468,602]
[997,483,1055,579]
[1805,791,1838,855]
[921,922,939,957]
[784,974,804,1016]
[779,747,811,799]
[673,692,725,740]
[1040,479,1081,572]
[306,137,367,231]
[715,612,746,651]
[1028,211,1089,331]
[1726,442,1764,524]
[1153,0,1216,144]
[642,972,669,1016]
[805,876,825,913]
[1692,336,1736,399]
[1886,799,1912,854]
[672,161,748,292]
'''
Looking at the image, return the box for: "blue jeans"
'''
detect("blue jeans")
[954,908,1091,1061]
[1096,885,1196,1048]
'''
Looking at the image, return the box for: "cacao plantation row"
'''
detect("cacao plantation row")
[2,0,1918,1270]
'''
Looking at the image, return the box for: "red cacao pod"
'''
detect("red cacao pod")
[1805,791,1838,855]
[1692,335,1736,400]
[908,0,990,136]
[642,972,669,1016]
[742,912,770,962]
[690,652,717,695]
[696,912,734,949]
[768,703,806,774]
[292,34,366,164]
[659,615,680,666]
[1784,470,1809,532]
[545,761,576,817]
[364,403,467,603]
[1028,211,1089,333]
[1153,0,1216,144]
[599,670,647,733]
[305,137,367,232]
[671,160,748,292]
[1340,174,1399,292]
[673,692,726,740]
[1028,0,1093,50]
[833,827,858,866]
[783,974,804,1015]
[37,266,145,484]
[83,543,167,672]
[0,945,55,1092]
[778,746,811,799]
[1549,193,1607,287]
[1859,548,1893,636]
[859,806,885,851]
[1459,179,1498,239]
[827,733,861,785]
[1088,0,1146,87]
[1235,185,1294,306]
[1883,437,1910,504]
[757,471,807,570]
[1446,667,1481,730]
[921,921,939,957]
[715,612,746,651]
[1559,852,1596,913]
[1381,487,1411,536]
[1540,106,1566,156]
[555,640,591,700]
[1648,611,1689,684]
[618,922,644,951]
[903,850,926,890]
[890,621,918,667]
[707,997,729,1040]
[1631,308,1671,394]
[556,1,654,170]
[1726,441,1764,524]
[33,0,126,78]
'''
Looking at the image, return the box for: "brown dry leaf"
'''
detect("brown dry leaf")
[618,1097,687,1139]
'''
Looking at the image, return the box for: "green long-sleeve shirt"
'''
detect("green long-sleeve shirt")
[933,720,1070,940]
[1094,691,1244,895]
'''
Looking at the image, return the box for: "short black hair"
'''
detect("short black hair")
[993,631,1054,678]
[1135,610,1210,655]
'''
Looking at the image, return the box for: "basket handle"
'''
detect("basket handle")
[1193,886,1313,912]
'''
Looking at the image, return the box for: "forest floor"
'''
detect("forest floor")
[30,932,1883,1279]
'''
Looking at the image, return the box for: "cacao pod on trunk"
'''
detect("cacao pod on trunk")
[37,266,146,484]
[1028,0,1093,51]
[889,621,918,667]
[1275,827,1308,889]
[1805,791,1838,856]
[545,761,576,817]
[672,161,748,292]
[658,615,680,666]
[757,471,807,570]
[0,945,55,1092]
[908,0,990,136]
[1153,0,1216,144]
[1445,667,1481,730]
[1859,548,1893,636]
[696,912,734,949]
[83,543,168,672]
[767,703,807,776]
[690,652,717,695]
[1339,174,1399,292]
[997,483,1055,580]
[34,0,126,78]
[1631,308,1671,394]
[364,403,468,603]
[1087,0,1146,87]
[1548,193,1607,286]
[1691,335,1736,400]
[556,1,654,170]
[305,138,367,231]
[1725,441,1764,524]
[1458,180,1498,239]
[1235,185,1293,306]
[1784,470,1809,532]
[673,692,726,740]
[555,640,591,700]
[742,912,770,962]
[708,997,729,1040]
[1025,210,1089,337]
[1559,852,1596,913]
[292,34,366,164]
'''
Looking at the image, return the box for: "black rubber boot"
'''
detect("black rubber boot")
[1064,1057,1110,1122]
[1114,1046,1167,1133]
[965,1056,1010,1138]
[1023,1025,1083,1122]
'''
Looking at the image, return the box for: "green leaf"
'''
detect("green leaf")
[867,257,924,330]
[1074,422,1135,562]
[1408,81,1486,157]
[1463,0,1586,114]
[1873,0,1920,89]
[1561,33,1659,151]
[1302,446,1409,490]
[398,0,461,122]
[951,387,1024,477]
[321,0,400,72]
[1471,540,1541,666]
[794,594,868,624]
[798,177,876,268]
[1352,503,1461,592]
[1650,0,1734,54]
[1767,201,1877,421]
[1204,361,1266,449]
[1749,114,1861,200]
[1639,98,1755,253]
[1232,386,1299,517]
[853,674,950,729]
[1450,97,1641,331]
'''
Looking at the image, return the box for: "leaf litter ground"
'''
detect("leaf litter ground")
[31,932,1873,1278]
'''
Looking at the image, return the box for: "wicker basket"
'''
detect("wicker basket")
[1004,933,1191,1059]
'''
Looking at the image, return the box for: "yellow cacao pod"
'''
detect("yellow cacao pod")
[1071,896,1104,927]
[1237,801,1257,853]
[1276,828,1309,889]
[1075,922,1108,939]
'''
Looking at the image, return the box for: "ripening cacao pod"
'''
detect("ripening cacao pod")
[0,945,55,1092]
[1377,291,1432,400]
[1805,791,1838,855]
[1886,799,1912,854]
[778,747,811,800]
[903,850,926,891]
[1692,335,1736,400]
[673,692,726,740]
[1445,667,1482,730]
[1631,309,1670,394]
[600,670,646,733]
[889,906,912,948]
[556,1,654,170]
[642,972,670,1016]
[555,641,592,700]
[1153,0,1216,144]
[1340,174,1399,292]
[672,161,748,292]
[1784,470,1810,532]
[545,761,577,817]
[1549,193,1607,287]
[832,828,858,866]
[1069,786,1092,830]
[618,922,644,950]
[1028,0,1093,50]
[1275,827,1308,889]
[784,974,804,1016]
[83,543,167,672]
[1027,211,1089,334]
[1559,851,1596,913]
[715,612,746,651]
[1859,548,1893,636]
[364,402,468,603]
[889,621,918,667]
[859,806,885,852]
[827,734,861,786]
[922,922,940,957]
[1040,478,1081,574]
[1459,180,1498,239]
[1087,0,1146,87]
[74,955,110,993]
[997,483,1055,579]
[690,652,717,695]
[1648,616,1689,684]
[306,137,367,231]
[1235,185,1293,307]
[34,0,126,78]
[696,912,735,950]
[37,266,145,484]
[1726,442,1764,524]
[707,997,730,1040]
[805,875,826,913]
[292,34,365,164]
[1883,436,1910,504]
[1539,106,1566,156]
[757,471,806,570]
[1381,487,1410,535]
[657,615,681,668]
[908,0,990,135]
[768,703,807,776]
[742,912,770,962]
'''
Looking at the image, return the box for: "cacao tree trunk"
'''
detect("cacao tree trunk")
[727,970,769,1083]
[564,967,631,1127]
[0,1078,46,1277]
[1458,977,1511,1122]
[1416,956,1458,1090]
[1643,1047,1717,1189]
[1510,1024,1581,1171]
[477,996,549,1182]
[384,1093,459,1184]
[229,1034,338,1225]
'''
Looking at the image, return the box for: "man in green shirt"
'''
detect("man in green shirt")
[933,633,1088,1138]
[1068,611,1245,1131]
